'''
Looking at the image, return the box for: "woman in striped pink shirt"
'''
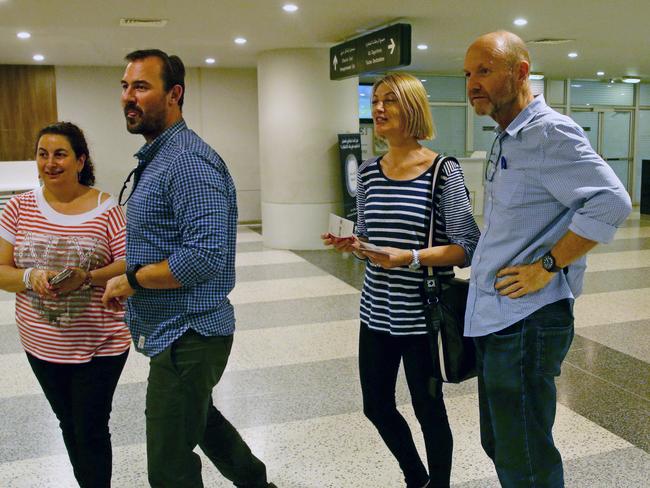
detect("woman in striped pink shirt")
[0,122,130,488]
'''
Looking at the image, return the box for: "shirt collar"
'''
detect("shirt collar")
[500,94,546,138]
[134,119,187,164]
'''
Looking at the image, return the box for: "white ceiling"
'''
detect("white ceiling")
[1,0,649,81]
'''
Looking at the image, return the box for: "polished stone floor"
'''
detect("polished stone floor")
[0,212,648,487]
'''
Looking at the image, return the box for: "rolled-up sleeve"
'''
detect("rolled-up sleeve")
[440,163,481,266]
[541,122,632,243]
[166,153,231,287]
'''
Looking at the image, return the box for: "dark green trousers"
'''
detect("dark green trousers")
[146,329,269,488]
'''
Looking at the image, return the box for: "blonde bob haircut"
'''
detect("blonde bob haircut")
[372,72,436,140]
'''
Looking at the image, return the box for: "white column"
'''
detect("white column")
[257,48,358,249]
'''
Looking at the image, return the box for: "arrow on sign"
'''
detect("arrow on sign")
[333,55,338,70]
[388,38,396,54]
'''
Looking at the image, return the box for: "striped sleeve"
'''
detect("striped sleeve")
[107,205,127,261]
[439,160,480,267]
[355,158,375,239]
[0,196,20,244]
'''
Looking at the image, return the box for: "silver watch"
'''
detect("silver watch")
[408,249,421,270]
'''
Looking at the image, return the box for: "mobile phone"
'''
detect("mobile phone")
[49,267,74,286]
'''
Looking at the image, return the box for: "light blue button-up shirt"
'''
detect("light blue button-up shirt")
[464,95,632,337]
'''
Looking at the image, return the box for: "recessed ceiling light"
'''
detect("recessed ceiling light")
[529,73,544,80]
[17,32,31,39]
[622,77,641,84]
[32,54,45,62]
[282,4,298,12]
[596,71,605,76]
[205,58,215,64]
[234,37,247,45]
[416,44,428,50]
[568,52,578,58]
[513,18,528,26]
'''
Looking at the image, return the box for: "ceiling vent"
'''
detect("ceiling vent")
[526,38,575,45]
[120,18,168,28]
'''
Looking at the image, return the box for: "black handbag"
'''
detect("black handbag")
[421,155,477,384]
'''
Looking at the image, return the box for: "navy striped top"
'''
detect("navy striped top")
[356,155,480,336]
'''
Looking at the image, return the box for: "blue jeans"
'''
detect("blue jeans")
[474,299,574,488]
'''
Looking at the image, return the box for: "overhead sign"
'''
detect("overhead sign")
[330,23,412,80]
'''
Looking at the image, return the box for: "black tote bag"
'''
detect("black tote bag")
[421,155,477,384]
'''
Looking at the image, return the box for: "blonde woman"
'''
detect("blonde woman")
[323,73,479,487]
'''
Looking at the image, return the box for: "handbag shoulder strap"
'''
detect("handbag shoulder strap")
[425,154,458,279]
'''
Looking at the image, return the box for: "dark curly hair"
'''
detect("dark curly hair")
[35,122,95,186]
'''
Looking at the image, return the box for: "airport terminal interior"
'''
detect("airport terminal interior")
[1,1,649,487]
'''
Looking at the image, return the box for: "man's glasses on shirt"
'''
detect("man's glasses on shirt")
[485,136,503,182]
[118,165,146,206]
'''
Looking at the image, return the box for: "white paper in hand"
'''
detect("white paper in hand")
[328,213,355,238]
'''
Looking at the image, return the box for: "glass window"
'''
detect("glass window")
[358,84,372,121]
[640,84,650,106]
[422,106,466,157]
[570,80,634,106]
[472,114,498,154]
[419,76,466,102]
[530,79,544,97]
[635,110,650,202]
[548,80,565,104]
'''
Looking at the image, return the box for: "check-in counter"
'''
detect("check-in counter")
[0,160,40,212]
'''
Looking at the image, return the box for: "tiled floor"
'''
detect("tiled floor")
[0,214,649,487]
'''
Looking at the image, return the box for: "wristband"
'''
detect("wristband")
[126,264,143,291]
[23,268,34,291]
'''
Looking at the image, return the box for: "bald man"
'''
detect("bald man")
[463,31,631,487]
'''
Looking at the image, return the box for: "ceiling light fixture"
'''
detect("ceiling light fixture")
[513,18,528,26]
[622,77,641,84]
[416,44,428,50]
[205,58,215,64]
[529,73,544,80]
[234,37,247,45]
[596,71,605,76]
[282,4,298,12]
[568,52,578,58]
[33,54,45,61]
[17,32,31,39]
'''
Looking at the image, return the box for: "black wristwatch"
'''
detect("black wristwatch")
[126,264,144,291]
[540,251,562,273]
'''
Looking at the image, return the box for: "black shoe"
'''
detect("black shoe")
[268,484,278,488]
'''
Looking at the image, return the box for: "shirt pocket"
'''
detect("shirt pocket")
[491,168,526,208]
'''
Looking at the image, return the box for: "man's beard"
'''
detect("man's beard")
[124,104,167,138]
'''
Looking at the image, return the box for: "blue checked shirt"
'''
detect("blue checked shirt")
[125,120,237,356]
[465,95,632,337]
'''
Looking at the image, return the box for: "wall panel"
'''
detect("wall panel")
[0,65,57,161]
